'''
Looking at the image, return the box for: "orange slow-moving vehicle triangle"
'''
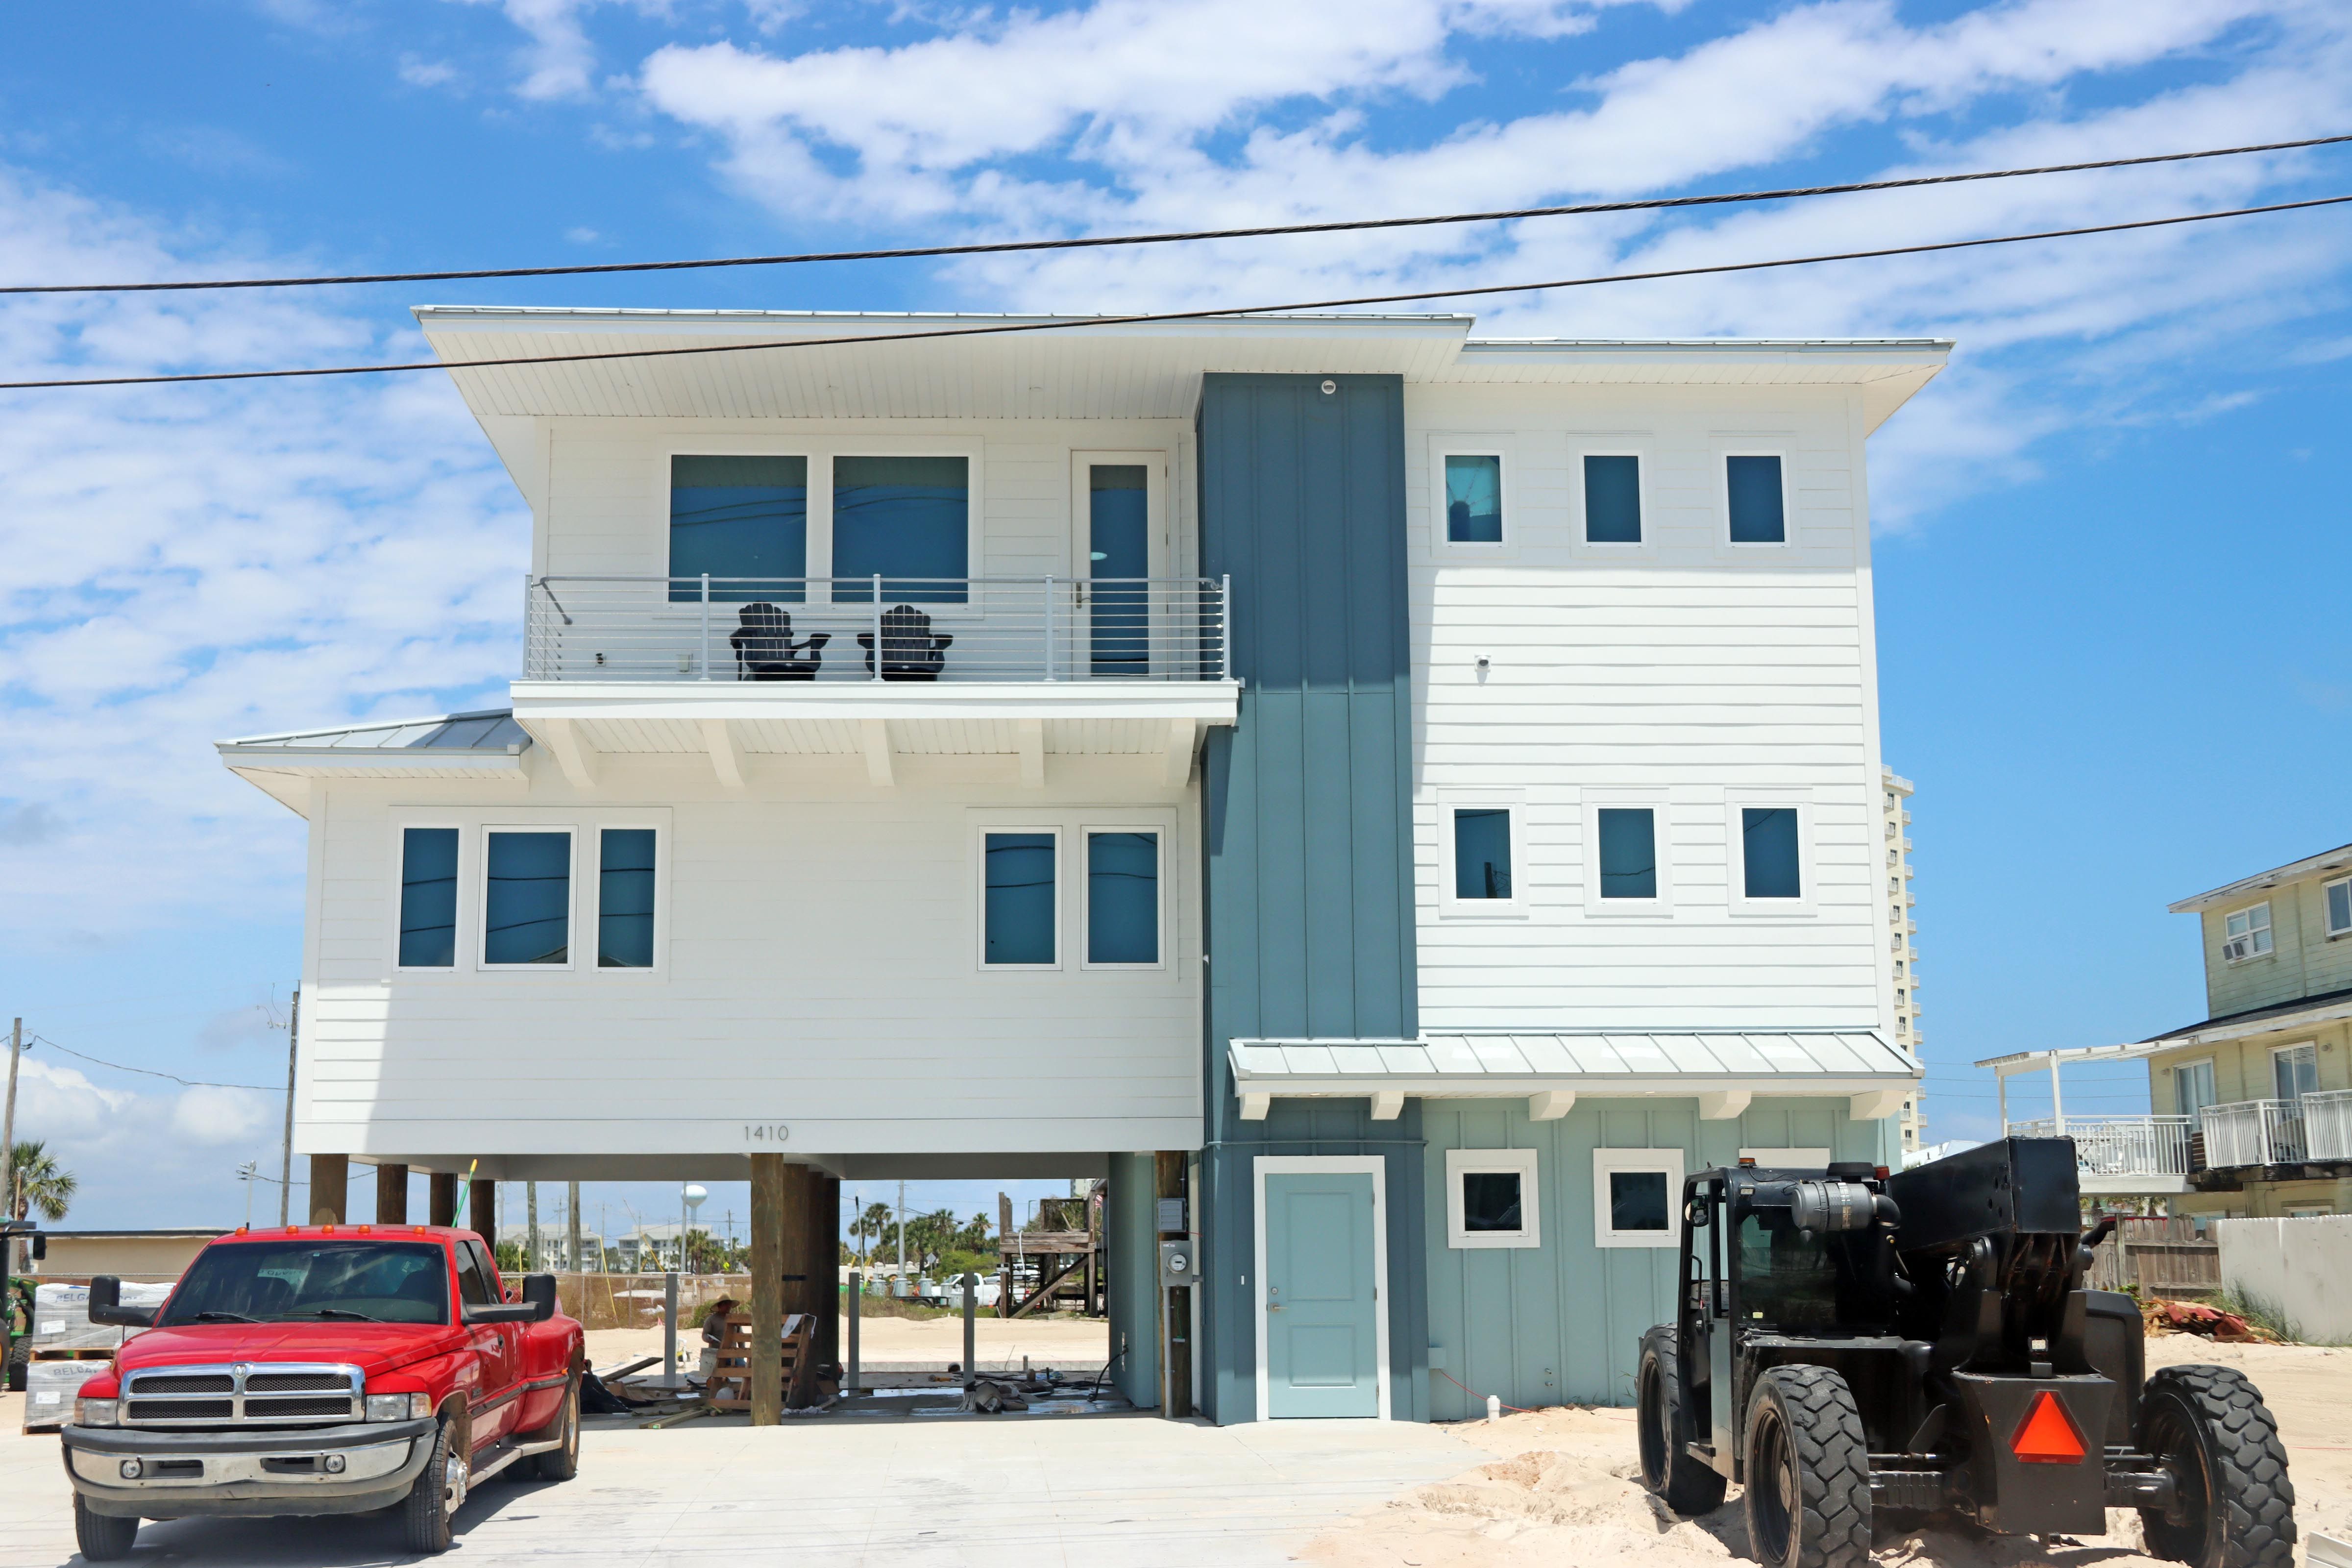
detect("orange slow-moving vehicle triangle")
[2010,1390,2088,1464]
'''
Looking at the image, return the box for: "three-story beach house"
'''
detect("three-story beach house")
[220,308,1938,1421]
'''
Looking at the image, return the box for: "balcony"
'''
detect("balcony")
[2201,1092,2352,1168]
[510,576,1240,788]
[2008,1116,2192,1192]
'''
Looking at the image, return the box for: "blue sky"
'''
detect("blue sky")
[1,0,2349,1232]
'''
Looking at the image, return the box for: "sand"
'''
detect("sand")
[584,1312,1112,1376]
[1305,1339,2352,1568]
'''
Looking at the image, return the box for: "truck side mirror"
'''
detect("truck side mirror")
[88,1275,157,1328]
[521,1274,559,1322]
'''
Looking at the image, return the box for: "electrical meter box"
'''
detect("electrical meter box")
[1158,1239,1195,1288]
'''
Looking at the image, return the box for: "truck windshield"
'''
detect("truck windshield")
[1737,1212,1890,1332]
[158,1241,449,1326]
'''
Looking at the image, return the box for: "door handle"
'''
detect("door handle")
[1266,1305,1283,1312]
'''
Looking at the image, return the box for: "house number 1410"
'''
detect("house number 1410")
[743,1124,791,1143]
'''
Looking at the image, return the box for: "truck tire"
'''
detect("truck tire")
[2138,1364,2296,1568]
[402,1416,464,1555]
[73,1494,139,1562]
[1637,1327,1726,1515]
[1742,1365,1872,1568]
[533,1377,581,1481]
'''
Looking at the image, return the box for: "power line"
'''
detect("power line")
[3,132,2344,297]
[7,192,2348,393]
[28,1035,284,1093]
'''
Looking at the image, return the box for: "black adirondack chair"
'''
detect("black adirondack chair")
[729,602,830,681]
[856,604,954,681]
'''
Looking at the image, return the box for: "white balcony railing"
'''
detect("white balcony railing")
[2299,1089,2352,1162]
[524,575,1231,685]
[2199,1099,2306,1168]
[2008,1116,2192,1178]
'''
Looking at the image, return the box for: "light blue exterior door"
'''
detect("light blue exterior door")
[1264,1171,1380,1417]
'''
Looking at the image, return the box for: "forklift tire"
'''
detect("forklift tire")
[5,1335,27,1393]
[1636,1329,1726,1515]
[1742,1365,1872,1568]
[2137,1364,2296,1568]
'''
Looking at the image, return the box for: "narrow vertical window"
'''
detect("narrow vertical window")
[669,456,808,603]
[1453,808,1512,900]
[1088,465,1151,674]
[1740,808,1802,900]
[1086,831,1160,964]
[484,830,571,965]
[1444,454,1502,543]
[598,829,657,970]
[833,455,970,603]
[1726,455,1786,543]
[1596,808,1657,899]
[2328,878,2352,937]
[983,832,1056,965]
[1583,455,1642,543]
[398,828,459,969]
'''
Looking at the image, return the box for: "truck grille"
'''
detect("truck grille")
[120,1364,364,1427]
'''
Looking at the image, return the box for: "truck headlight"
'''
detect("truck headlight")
[365,1392,433,1422]
[75,1397,121,1428]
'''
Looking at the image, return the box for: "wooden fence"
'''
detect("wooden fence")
[2081,1215,2220,1298]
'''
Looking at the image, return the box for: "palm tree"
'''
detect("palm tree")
[856,1201,895,1266]
[9,1140,75,1223]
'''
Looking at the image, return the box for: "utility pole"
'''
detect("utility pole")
[277,991,299,1227]
[895,1178,906,1286]
[526,1182,539,1272]
[4,1018,23,1270]
[567,1179,581,1274]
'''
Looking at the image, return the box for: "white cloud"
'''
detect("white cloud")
[172,1085,276,1148]
[399,55,463,89]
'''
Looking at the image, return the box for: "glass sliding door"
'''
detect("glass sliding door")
[1086,463,1150,674]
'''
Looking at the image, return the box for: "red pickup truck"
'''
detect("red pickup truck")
[57,1223,585,1560]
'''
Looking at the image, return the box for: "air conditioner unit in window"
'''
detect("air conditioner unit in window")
[2222,937,2253,961]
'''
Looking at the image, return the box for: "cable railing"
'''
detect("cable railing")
[2005,1115,2192,1177]
[524,575,1231,685]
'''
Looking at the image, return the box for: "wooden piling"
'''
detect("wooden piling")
[374,1162,409,1225]
[749,1152,785,1426]
[308,1153,348,1226]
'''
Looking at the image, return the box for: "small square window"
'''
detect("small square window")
[2327,878,2352,938]
[484,830,571,966]
[398,828,459,970]
[1085,830,1160,966]
[1446,1148,1540,1248]
[1596,808,1657,899]
[1583,455,1642,543]
[1593,1148,1684,1248]
[597,828,657,969]
[983,831,1057,966]
[1740,808,1802,900]
[1453,808,1513,900]
[2221,903,2272,962]
[1726,455,1786,543]
[1444,454,1503,543]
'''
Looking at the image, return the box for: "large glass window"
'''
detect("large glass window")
[2174,1060,2216,1118]
[983,832,1056,965]
[1596,808,1657,900]
[598,829,657,970]
[1086,830,1159,965]
[669,456,808,603]
[1453,808,1513,900]
[398,827,459,969]
[1726,455,1786,543]
[484,830,571,965]
[2275,1043,2319,1102]
[833,455,969,603]
[1444,454,1502,543]
[1740,808,1802,900]
[1584,455,1642,543]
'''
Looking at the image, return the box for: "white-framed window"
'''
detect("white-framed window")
[1080,826,1164,969]
[1575,448,1646,547]
[2326,877,2352,938]
[1592,1147,1684,1249]
[2272,1041,2318,1102]
[1438,794,1525,916]
[2220,902,2273,962]
[1726,799,1813,914]
[2171,1058,2217,1119]
[592,825,662,973]
[1445,1148,1540,1249]
[481,827,576,970]
[1581,794,1670,915]
[1429,438,1513,551]
[1719,449,1791,547]
[978,826,1062,970]
[395,824,464,972]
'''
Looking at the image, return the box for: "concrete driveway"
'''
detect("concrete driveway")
[0,1396,1485,1567]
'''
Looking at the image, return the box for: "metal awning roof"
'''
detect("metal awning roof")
[1227,1031,1920,1123]
[218,709,533,814]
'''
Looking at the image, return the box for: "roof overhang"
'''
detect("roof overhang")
[2143,994,2352,1051]
[2169,841,2352,912]
[1229,1031,1920,1123]
[217,710,533,815]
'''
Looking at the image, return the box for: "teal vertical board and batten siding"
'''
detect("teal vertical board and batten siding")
[1105,1152,1162,1409]
[1421,1097,1898,1419]
[1196,373,1427,1424]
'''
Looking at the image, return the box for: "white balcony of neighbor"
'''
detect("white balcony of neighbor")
[2005,1115,2192,1194]
[509,575,1239,788]
[2306,1088,2352,1161]
[2200,1092,2352,1168]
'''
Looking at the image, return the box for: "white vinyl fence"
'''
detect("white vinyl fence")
[2214,1215,2352,1345]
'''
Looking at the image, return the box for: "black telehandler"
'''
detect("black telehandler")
[1636,1138,2295,1568]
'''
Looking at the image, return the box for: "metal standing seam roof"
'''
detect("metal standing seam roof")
[1229,1031,1919,1092]
[219,709,531,754]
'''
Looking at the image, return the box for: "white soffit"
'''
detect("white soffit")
[218,709,532,813]
[1229,1030,1921,1098]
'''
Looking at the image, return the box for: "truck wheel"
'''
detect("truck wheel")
[1637,1328,1726,1515]
[1742,1365,1872,1568]
[2138,1364,2296,1568]
[73,1494,139,1562]
[533,1377,581,1481]
[402,1417,466,1555]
